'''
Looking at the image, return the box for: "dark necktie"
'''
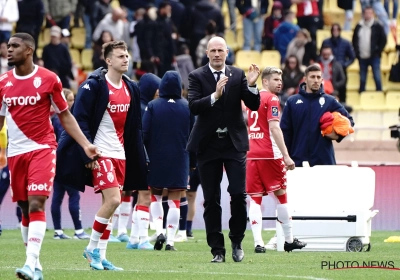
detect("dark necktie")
[214,71,222,82]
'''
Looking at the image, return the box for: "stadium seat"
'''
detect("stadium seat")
[110,0,120,8]
[347,72,359,91]
[225,29,239,51]
[236,29,244,49]
[346,91,360,108]
[81,49,93,70]
[384,33,396,53]
[382,110,398,127]
[36,48,43,59]
[347,59,359,73]
[354,110,383,127]
[340,31,353,42]
[260,50,281,69]
[385,91,400,110]
[359,91,386,110]
[365,72,378,91]
[381,52,390,73]
[69,48,81,68]
[40,28,50,48]
[234,50,261,71]
[71,28,85,50]
[385,81,400,91]
[316,30,330,49]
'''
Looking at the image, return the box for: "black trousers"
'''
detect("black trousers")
[196,133,247,256]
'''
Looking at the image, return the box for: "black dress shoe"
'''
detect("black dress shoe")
[211,254,225,263]
[165,244,177,251]
[232,243,244,262]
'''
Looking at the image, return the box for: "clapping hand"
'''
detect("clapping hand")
[247,64,261,86]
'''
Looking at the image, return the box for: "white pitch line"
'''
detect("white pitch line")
[0,266,330,280]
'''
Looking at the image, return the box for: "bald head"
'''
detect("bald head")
[112,7,125,21]
[207,36,227,51]
[206,36,228,71]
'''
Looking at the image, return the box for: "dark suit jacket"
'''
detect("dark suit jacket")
[187,64,260,153]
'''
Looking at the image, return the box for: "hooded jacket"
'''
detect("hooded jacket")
[139,73,161,116]
[55,68,148,192]
[142,71,194,189]
[280,83,354,167]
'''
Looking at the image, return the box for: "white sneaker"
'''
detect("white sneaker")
[265,236,277,250]
[174,234,188,242]
[149,233,158,242]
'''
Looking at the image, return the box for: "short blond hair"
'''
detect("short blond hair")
[262,67,282,80]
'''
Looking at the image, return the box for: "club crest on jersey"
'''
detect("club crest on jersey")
[33,77,41,88]
[271,106,279,117]
[319,97,325,107]
[107,172,114,183]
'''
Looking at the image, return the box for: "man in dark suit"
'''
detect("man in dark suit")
[187,36,260,263]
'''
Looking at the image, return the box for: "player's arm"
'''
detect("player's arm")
[269,120,295,170]
[58,109,101,161]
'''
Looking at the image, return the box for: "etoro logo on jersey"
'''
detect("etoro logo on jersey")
[3,92,41,106]
[107,102,130,113]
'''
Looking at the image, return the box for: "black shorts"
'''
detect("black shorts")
[188,168,201,192]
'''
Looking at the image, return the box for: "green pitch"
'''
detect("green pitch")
[1,230,400,280]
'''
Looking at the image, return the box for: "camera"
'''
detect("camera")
[389,108,400,139]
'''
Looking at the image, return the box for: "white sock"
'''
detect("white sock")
[55,229,63,235]
[98,222,111,261]
[118,201,131,236]
[21,224,29,246]
[25,216,46,271]
[150,196,163,236]
[277,204,293,243]
[129,206,139,244]
[112,205,120,235]
[87,216,109,252]
[166,204,180,246]
[137,206,150,243]
[249,199,264,247]
[35,258,42,271]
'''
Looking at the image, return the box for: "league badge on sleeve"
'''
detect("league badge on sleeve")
[272,106,279,117]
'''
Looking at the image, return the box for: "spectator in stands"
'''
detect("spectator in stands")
[154,1,176,77]
[170,0,186,34]
[196,20,217,67]
[280,64,354,167]
[176,44,195,90]
[51,89,90,240]
[263,1,284,50]
[136,5,158,75]
[384,0,398,26]
[43,0,76,29]
[91,0,112,32]
[92,7,129,43]
[337,0,355,31]
[92,30,114,70]
[181,0,225,67]
[16,0,43,58]
[317,45,346,96]
[130,8,146,76]
[360,0,390,35]
[42,26,74,89]
[61,29,71,47]
[274,10,300,63]
[236,0,269,52]
[0,0,19,43]
[281,55,304,109]
[352,6,387,93]
[322,23,355,103]
[291,0,320,43]
[81,0,97,49]
[218,0,236,30]
[0,42,11,74]
[286,29,317,67]
[119,0,137,21]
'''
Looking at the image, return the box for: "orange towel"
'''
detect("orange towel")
[320,112,354,137]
